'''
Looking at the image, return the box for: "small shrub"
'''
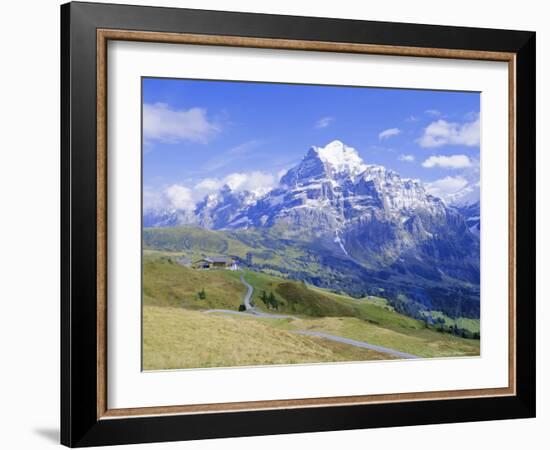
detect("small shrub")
[260,290,280,310]
[267,292,279,309]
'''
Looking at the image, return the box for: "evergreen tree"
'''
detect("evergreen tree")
[268,292,278,309]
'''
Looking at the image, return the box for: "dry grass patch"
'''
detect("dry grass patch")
[143,259,246,310]
[143,305,394,370]
[288,316,480,358]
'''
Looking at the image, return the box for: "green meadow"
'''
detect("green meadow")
[142,251,479,370]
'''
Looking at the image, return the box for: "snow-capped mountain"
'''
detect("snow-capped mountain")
[195,185,260,230]
[282,140,367,183]
[144,140,478,272]
[446,182,480,207]
[457,201,480,237]
[143,207,196,228]
[215,140,448,230]
[144,140,480,317]
[221,141,477,269]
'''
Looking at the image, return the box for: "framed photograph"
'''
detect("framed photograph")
[61,1,536,447]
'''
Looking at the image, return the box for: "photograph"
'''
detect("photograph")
[141,78,482,370]
[53,1,537,447]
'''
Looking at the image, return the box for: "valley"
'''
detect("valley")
[142,251,480,370]
[143,225,480,336]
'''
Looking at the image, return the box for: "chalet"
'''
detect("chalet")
[193,256,238,270]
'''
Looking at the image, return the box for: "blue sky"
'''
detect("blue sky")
[142,77,480,210]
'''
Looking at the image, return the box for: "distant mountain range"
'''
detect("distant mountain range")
[144,140,480,319]
[457,201,481,237]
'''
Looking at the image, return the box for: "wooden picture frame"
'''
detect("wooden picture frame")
[61,1,535,447]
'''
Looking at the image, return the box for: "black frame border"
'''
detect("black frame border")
[61,2,536,447]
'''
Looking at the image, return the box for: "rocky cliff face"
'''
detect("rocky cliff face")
[205,141,477,278]
[457,201,480,237]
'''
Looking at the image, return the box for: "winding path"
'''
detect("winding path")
[205,274,297,319]
[204,309,296,319]
[203,272,420,360]
[240,274,254,310]
[294,330,419,359]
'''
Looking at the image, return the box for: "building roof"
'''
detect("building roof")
[196,256,233,264]
[210,256,233,263]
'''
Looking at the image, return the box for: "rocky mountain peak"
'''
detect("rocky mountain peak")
[312,140,366,177]
[280,141,367,188]
[144,140,475,246]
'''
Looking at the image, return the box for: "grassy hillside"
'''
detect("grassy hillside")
[143,254,246,310]
[143,255,426,329]
[143,226,250,258]
[142,251,480,369]
[143,305,393,370]
[277,316,479,358]
[143,226,480,321]
[142,226,294,271]
[275,282,357,317]
[426,310,480,334]
[240,268,426,330]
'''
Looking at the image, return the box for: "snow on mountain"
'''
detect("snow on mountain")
[243,141,447,235]
[313,140,367,178]
[143,140,477,263]
[143,207,196,228]
[446,181,480,207]
[195,185,260,230]
[457,201,480,237]
[358,166,443,217]
[143,140,479,295]
[143,140,461,235]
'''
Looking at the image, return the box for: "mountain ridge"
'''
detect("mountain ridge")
[143,141,480,320]
[145,140,478,233]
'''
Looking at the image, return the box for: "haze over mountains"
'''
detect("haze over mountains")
[144,140,480,319]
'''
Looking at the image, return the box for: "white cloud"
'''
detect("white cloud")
[163,185,195,210]
[425,176,469,200]
[405,115,419,122]
[143,186,166,211]
[277,168,289,180]
[315,116,334,129]
[398,154,415,162]
[422,154,472,169]
[447,181,480,205]
[194,178,222,192]
[223,173,250,190]
[378,128,401,140]
[145,169,281,213]
[464,111,480,120]
[417,117,480,148]
[191,170,279,200]
[143,102,219,144]
[425,109,442,116]
[223,171,277,195]
[193,178,223,200]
